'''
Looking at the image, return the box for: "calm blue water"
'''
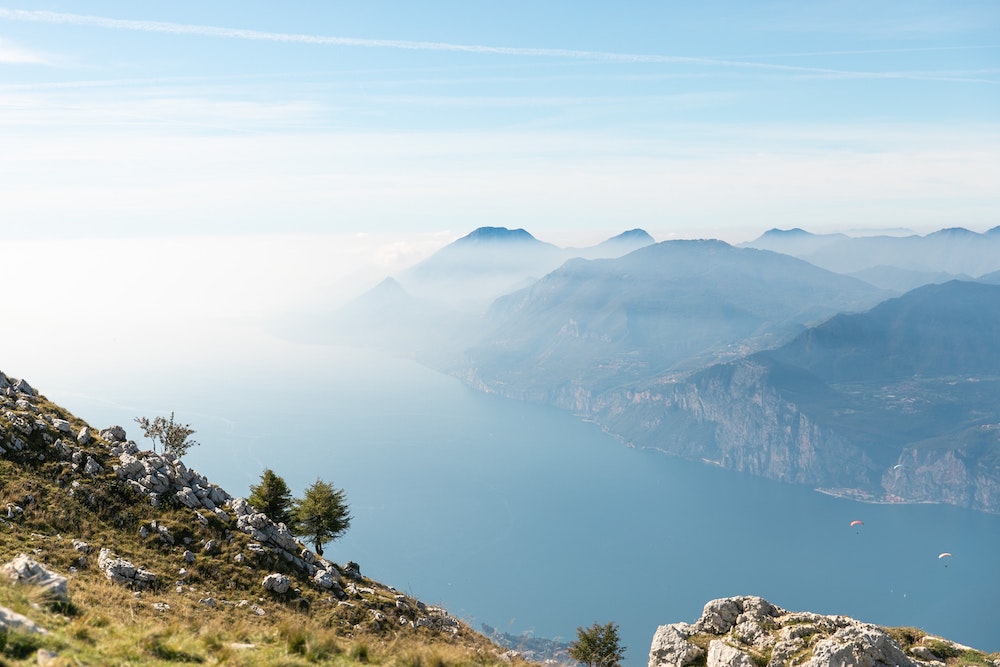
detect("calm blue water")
[50,341,1000,664]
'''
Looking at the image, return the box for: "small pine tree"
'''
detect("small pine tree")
[247,468,294,526]
[568,621,625,667]
[291,479,352,557]
[134,412,199,459]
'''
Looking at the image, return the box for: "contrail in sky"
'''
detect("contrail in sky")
[0,8,995,83]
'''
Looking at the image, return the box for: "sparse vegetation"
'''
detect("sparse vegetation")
[134,411,200,458]
[0,390,532,667]
[568,621,625,667]
[248,468,295,526]
[291,479,352,557]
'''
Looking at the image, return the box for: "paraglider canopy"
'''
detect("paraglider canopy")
[850,520,864,527]
[938,552,953,559]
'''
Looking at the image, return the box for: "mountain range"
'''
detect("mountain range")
[330,226,1000,514]
[742,226,1000,291]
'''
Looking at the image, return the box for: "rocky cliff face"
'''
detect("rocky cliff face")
[607,360,880,486]
[589,361,1000,513]
[648,596,999,667]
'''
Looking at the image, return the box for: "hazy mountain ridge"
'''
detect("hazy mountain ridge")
[395,226,655,309]
[460,239,888,405]
[742,226,1000,287]
[325,226,656,365]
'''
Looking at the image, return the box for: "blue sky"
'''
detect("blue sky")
[2,1,997,251]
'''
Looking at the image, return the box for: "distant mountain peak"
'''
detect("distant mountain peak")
[371,276,406,294]
[454,227,539,245]
[606,228,654,243]
[760,227,813,237]
[927,226,976,238]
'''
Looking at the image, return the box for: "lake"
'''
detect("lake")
[40,337,1000,665]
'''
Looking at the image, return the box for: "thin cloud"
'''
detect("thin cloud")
[0,37,53,64]
[0,8,989,83]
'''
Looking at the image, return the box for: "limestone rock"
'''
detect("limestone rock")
[803,623,915,667]
[646,596,968,667]
[0,604,46,634]
[97,548,157,589]
[101,425,127,442]
[649,623,703,667]
[262,573,291,594]
[707,640,756,667]
[13,378,35,396]
[1,554,69,602]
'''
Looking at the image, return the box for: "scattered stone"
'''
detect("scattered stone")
[36,648,59,666]
[101,425,127,442]
[262,573,290,594]
[0,603,47,634]
[153,602,171,612]
[84,456,103,476]
[1,554,69,602]
[13,378,35,396]
[97,548,157,590]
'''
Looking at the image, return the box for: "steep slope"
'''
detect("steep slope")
[0,372,523,666]
[460,239,888,405]
[593,281,1000,512]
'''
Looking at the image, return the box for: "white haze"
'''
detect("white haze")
[5,221,974,398]
[4,233,453,388]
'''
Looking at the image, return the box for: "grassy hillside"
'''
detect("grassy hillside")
[0,380,531,667]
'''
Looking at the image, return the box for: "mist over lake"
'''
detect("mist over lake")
[44,337,1000,666]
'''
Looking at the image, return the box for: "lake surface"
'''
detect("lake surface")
[44,338,1000,665]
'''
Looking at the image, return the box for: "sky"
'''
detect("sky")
[1,1,999,369]
[2,2,998,246]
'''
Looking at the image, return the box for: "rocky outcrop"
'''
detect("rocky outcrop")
[97,548,157,589]
[648,596,997,667]
[107,430,231,517]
